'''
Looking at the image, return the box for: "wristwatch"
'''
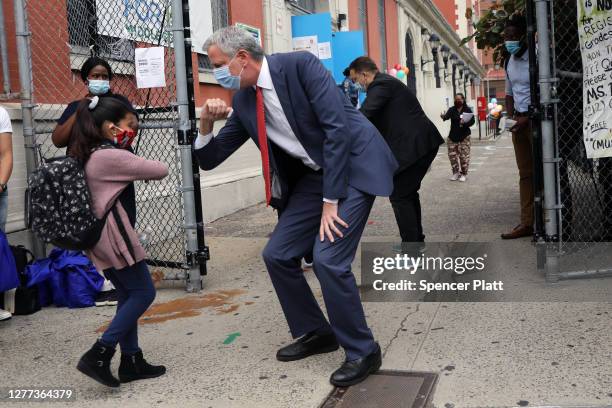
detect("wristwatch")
[0,183,7,193]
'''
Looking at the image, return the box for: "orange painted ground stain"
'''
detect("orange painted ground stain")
[95,289,247,333]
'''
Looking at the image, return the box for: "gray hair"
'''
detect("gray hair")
[203,26,264,61]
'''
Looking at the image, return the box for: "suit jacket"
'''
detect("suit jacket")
[194,52,398,210]
[360,72,444,172]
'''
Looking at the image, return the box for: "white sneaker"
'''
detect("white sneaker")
[458,175,467,182]
[449,173,460,181]
[0,308,12,321]
[302,259,313,270]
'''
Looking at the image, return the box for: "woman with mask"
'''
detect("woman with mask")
[441,93,476,182]
[51,57,137,150]
[71,96,168,387]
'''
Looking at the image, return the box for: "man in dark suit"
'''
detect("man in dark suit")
[350,57,444,243]
[194,27,398,386]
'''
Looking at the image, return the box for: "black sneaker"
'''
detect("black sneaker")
[95,290,118,307]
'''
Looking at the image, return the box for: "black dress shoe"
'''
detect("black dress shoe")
[330,343,382,387]
[276,332,339,362]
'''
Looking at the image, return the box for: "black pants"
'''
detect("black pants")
[390,147,439,242]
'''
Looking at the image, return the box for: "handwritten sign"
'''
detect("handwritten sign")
[578,0,612,158]
[97,0,173,45]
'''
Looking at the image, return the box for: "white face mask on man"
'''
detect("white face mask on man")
[213,56,245,90]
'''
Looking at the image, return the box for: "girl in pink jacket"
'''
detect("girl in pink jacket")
[70,96,169,388]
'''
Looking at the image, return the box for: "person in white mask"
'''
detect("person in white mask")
[51,57,138,150]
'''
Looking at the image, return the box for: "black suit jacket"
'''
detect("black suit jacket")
[360,73,444,172]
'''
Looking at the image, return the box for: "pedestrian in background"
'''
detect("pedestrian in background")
[501,17,534,240]
[0,105,14,322]
[71,96,168,388]
[349,56,443,244]
[340,67,359,107]
[0,105,12,231]
[441,93,475,182]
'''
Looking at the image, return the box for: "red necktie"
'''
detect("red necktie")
[256,86,271,206]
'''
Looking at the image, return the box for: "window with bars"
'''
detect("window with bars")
[290,0,316,13]
[433,49,441,88]
[211,0,229,31]
[378,0,387,71]
[359,0,368,53]
[66,0,135,61]
[198,0,229,72]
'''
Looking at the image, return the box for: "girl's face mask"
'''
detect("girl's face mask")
[111,125,137,148]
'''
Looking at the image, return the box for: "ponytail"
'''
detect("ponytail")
[69,96,131,162]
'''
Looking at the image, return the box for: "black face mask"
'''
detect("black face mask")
[454,101,463,108]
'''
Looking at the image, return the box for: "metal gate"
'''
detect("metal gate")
[13,0,208,291]
[531,0,612,281]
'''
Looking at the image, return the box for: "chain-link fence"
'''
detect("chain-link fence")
[533,0,612,281]
[15,0,207,290]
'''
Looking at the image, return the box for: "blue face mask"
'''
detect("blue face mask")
[213,57,244,90]
[88,79,110,95]
[505,41,522,55]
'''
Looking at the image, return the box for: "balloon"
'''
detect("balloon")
[487,103,495,109]
[491,98,498,104]
[389,68,398,76]
[397,70,406,79]
[394,63,402,70]
[403,67,409,74]
[495,105,503,112]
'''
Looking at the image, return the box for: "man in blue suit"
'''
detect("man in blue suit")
[195,26,398,386]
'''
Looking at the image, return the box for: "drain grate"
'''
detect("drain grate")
[320,371,438,408]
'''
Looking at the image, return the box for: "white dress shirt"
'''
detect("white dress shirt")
[505,51,531,113]
[195,57,338,204]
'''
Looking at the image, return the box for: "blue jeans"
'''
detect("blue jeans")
[100,261,156,355]
[0,188,7,231]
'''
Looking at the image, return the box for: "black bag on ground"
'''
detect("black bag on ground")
[26,147,112,251]
[0,245,40,315]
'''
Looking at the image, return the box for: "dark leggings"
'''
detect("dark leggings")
[99,261,156,355]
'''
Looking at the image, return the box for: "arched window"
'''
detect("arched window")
[359,0,368,53]
[405,32,417,95]
[433,49,441,88]
[378,0,387,71]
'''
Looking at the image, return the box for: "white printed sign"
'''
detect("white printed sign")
[318,42,332,60]
[135,47,166,88]
[578,0,612,159]
[292,35,318,56]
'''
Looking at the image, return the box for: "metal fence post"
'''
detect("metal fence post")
[172,0,203,292]
[535,0,560,281]
[527,0,544,241]
[13,0,45,259]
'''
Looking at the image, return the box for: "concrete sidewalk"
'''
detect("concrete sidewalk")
[1,133,611,408]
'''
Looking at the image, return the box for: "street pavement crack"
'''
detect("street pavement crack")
[382,304,421,359]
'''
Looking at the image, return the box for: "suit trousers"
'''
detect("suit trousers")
[511,124,534,227]
[390,147,439,243]
[262,173,377,361]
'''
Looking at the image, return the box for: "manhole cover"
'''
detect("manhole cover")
[320,370,438,408]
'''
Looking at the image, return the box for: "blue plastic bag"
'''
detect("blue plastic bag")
[25,249,103,308]
[0,230,19,292]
